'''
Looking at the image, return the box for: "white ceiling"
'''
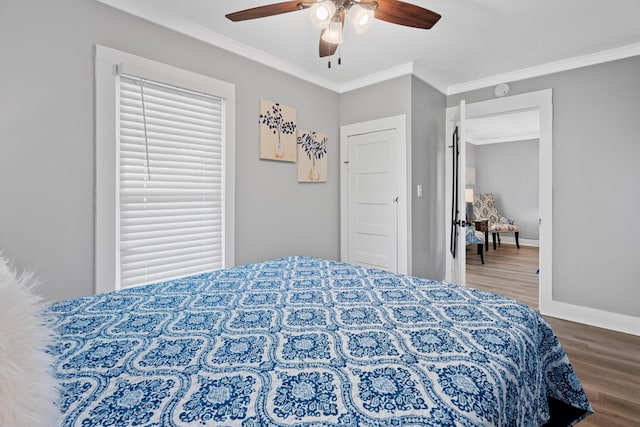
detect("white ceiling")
[100,0,640,94]
[466,110,540,145]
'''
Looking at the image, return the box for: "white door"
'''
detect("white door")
[340,115,408,274]
[445,101,467,284]
[347,129,398,271]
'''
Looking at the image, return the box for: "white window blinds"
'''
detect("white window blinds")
[118,74,225,288]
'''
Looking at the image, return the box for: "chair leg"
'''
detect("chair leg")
[477,244,484,264]
[492,233,497,250]
[515,232,520,248]
[497,233,501,246]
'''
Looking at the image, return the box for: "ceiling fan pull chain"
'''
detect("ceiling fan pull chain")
[328,54,341,68]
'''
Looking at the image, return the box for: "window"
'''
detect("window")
[95,46,235,293]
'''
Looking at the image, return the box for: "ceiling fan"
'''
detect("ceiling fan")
[226,0,441,60]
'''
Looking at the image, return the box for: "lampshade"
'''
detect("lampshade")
[465,188,474,203]
[310,1,336,29]
[321,17,343,44]
[348,3,374,33]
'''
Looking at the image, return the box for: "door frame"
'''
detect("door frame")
[444,89,552,313]
[340,115,410,275]
[444,101,468,286]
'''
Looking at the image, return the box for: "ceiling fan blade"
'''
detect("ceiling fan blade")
[225,1,303,22]
[374,0,441,29]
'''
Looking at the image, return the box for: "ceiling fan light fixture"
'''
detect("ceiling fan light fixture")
[348,3,374,34]
[226,0,441,62]
[310,1,336,29]
[321,17,343,44]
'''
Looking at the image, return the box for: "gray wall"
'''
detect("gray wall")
[449,56,640,317]
[339,76,412,124]
[338,75,447,280]
[473,139,540,240]
[6,0,637,320]
[0,0,340,302]
[410,76,446,279]
[465,143,478,219]
[466,142,477,169]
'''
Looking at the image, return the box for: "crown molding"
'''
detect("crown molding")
[96,0,342,92]
[97,1,640,97]
[337,63,414,93]
[95,0,420,93]
[412,63,448,94]
[337,62,451,94]
[446,42,640,95]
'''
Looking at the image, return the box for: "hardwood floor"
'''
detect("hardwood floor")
[465,244,640,426]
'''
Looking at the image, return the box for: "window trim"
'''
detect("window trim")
[95,45,235,294]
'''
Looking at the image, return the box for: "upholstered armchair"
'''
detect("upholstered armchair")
[472,193,520,250]
[466,224,485,264]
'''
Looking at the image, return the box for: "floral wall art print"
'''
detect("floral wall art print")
[297,130,327,182]
[258,99,297,162]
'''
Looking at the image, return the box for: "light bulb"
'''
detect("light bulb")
[316,6,329,20]
[321,18,342,44]
[310,1,336,29]
[348,3,374,34]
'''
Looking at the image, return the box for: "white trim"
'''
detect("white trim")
[95,0,341,92]
[338,62,449,94]
[340,115,410,275]
[465,90,552,316]
[338,63,414,93]
[412,62,449,95]
[444,107,455,282]
[444,102,468,286]
[446,90,553,309]
[467,134,540,145]
[494,237,539,248]
[449,91,638,338]
[96,0,640,95]
[94,45,235,294]
[447,43,640,95]
[95,49,118,295]
[457,102,467,285]
[544,302,640,337]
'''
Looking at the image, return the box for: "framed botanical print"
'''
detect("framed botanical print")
[258,99,297,162]
[297,129,327,182]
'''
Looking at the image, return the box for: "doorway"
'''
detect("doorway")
[445,89,552,312]
[464,112,541,308]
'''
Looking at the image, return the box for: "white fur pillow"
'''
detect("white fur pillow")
[0,256,59,427]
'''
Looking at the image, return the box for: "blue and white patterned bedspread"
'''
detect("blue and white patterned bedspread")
[45,257,591,426]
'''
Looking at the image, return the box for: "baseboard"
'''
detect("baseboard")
[540,300,640,337]
[494,236,539,247]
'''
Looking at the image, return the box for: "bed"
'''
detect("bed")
[45,256,592,426]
